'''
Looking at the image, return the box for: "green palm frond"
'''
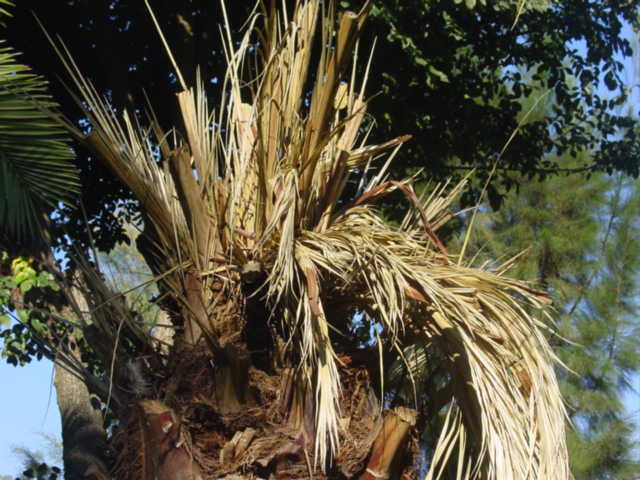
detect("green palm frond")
[0,38,78,241]
[0,0,13,23]
[50,1,570,477]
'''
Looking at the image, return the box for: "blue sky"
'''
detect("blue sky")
[0,359,61,476]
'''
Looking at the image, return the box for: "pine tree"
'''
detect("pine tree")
[461,169,640,479]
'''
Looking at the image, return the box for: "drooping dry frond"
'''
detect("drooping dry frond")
[49,1,570,478]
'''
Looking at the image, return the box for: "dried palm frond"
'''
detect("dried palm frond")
[47,0,569,478]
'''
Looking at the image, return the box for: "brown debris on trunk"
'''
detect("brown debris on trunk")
[111,352,398,479]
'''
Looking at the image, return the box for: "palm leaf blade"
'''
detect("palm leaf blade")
[0,41,78,241]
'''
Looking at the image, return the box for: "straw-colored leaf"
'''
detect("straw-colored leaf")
[49,1,570,477]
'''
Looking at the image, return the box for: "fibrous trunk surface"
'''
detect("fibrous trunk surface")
[109,289,416,480]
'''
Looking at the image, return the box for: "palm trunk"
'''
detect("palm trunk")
[54,355,110,480]
[102,282,418,480]
[110,365,417,480]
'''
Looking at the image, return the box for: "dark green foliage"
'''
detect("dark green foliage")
[16,463,60,480]
[338,0,640,217]
[1,0,638,252]
[0,253,64,366]
[359,0,640,197]
[559,177,640,479]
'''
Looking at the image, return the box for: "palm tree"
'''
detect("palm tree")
[37,1,569,479]
[0,0,78,244]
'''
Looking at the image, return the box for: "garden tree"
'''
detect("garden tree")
[0,2,108,479]
[358,0,640,203]
[1,230,166,479]
[0,2,572,479]
[459,168,640,478]
[1,0,638,252]
[0,252,113,480]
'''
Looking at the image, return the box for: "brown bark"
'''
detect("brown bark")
[54,355,110,480]
[107,334,415,479]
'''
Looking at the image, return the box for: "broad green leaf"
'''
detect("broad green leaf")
[19,278,34,293]
[16,309,28,322]
[31,318,46,332]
